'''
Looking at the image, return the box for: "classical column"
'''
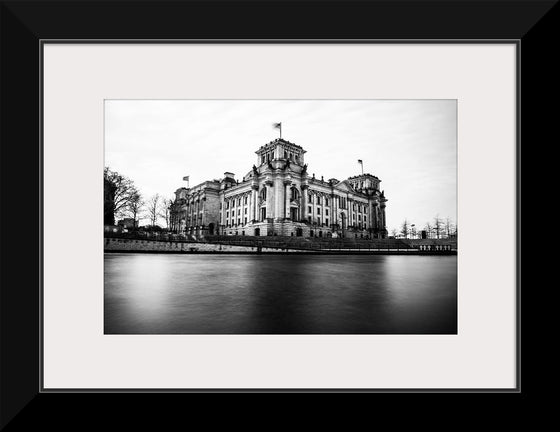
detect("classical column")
[249,188,255,222]
[252,187,258,222]
[265,178,273,220]
[381,203,386,231]
[233,196,238,227]
[274,175,283,221]
[301,185,308,221]
[321,197,326,227]
[333,195,337,227]
[284,180,291,219]
[329,193,335,226]
[347,198,352,229]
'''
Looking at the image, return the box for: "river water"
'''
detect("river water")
[104,253,457,334]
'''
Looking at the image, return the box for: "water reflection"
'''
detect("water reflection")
[104,254,457,334]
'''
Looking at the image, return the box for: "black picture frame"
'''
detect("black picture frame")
[1,0,554,426]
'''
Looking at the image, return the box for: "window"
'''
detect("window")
[226,202,229,209]
[326,218,329,226]
[308,206,311,213]
[308,216,311,223]
[260,187,267,200]
[244,208,247,214]
[244,196,248,205]
[364,216,367,222]
[317,217,321,225]
[244,217,247,225]
[317,208,321,215]
[291,186,299,201]
[325,209,329,216]
[284,150,288,158]
[317,196,322,205]
[325,198,329,206]
[262,155,265,163]
[238,198,241,206]
[226,211,229,218]
[308,193,312,203]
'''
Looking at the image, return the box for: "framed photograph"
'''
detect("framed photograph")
[1,0,551,423]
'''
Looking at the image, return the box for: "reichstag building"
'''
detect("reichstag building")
[169,138,388,239]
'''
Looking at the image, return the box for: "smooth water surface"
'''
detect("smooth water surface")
[104,253,457,334]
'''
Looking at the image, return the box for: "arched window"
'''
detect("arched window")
[291,186,299,201]
[260,187,267,200]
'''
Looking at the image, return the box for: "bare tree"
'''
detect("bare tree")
[424,222,433,239]
[158,197,174,230]
[127,192,145,229]
[104,167,139,225]
[147,194,161,227]
[390,228,398,238]
[445,217,455,238]
[433,214,443,239]
[400,219,410,239]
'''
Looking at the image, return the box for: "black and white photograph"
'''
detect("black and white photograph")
[104,99,457,334]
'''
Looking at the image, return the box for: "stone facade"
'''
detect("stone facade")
[170,138,388,239]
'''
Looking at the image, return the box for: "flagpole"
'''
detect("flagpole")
[279,123,282,139]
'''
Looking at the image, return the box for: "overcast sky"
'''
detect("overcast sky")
[105,99,456,232]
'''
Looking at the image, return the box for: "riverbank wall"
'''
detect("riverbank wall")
[104,237,456,254]
[104,237,313,253]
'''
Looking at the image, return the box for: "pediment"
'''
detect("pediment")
[333,180,355,193]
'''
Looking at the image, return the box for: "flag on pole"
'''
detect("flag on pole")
[358,160,363,175]
[182,176,189,181]
[273,122,282,139]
